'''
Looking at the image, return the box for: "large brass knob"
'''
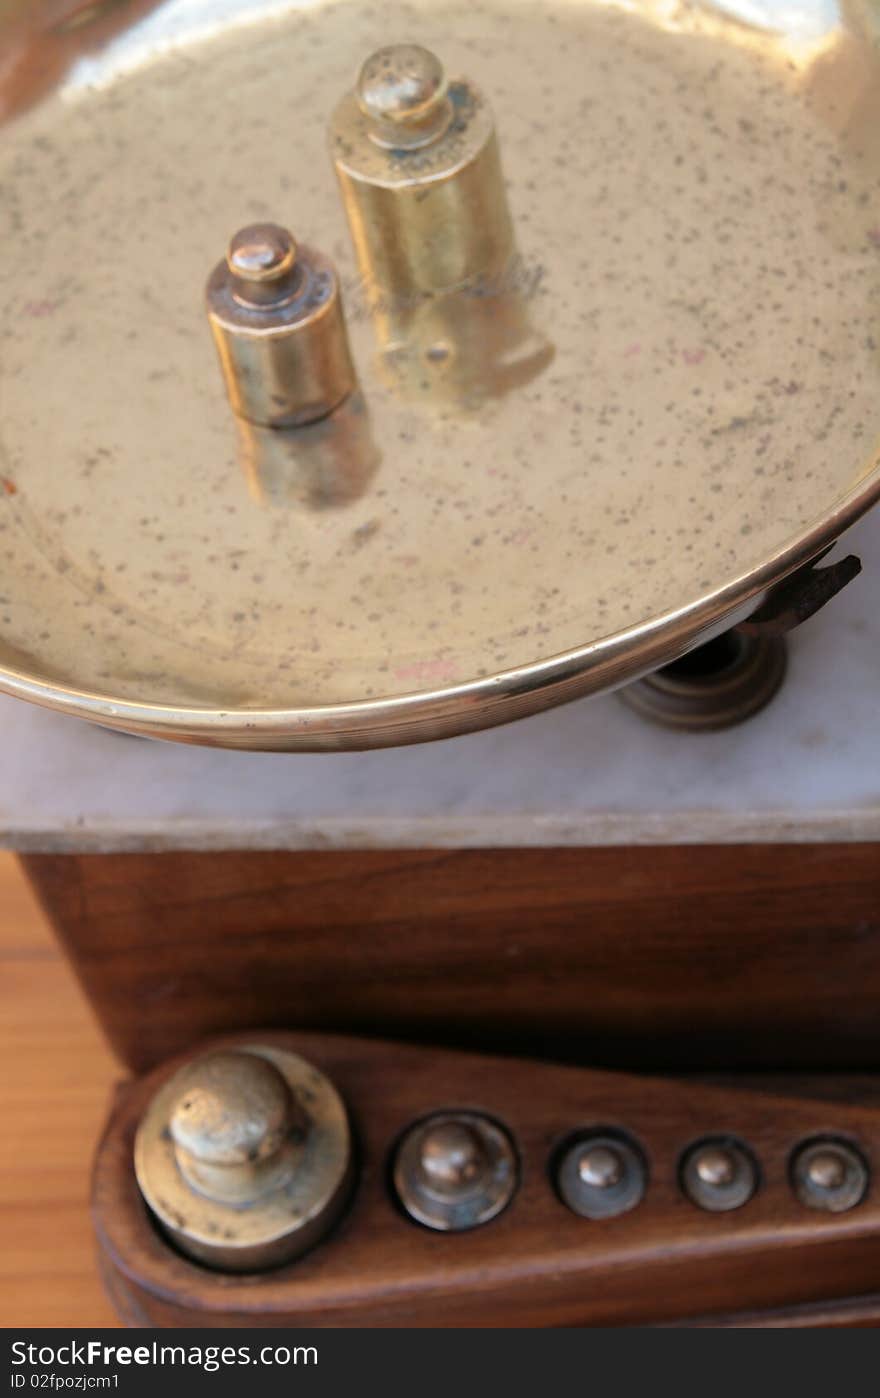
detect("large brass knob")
[135,1045,352,1271]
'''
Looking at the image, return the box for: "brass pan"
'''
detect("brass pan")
[1,0,878,749]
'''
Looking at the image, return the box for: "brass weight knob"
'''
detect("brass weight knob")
[135,1045,352,1271]
[167,1049,306,1205]
[356,44,455,150]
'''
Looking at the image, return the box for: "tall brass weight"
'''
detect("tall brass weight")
[330,44,516,308]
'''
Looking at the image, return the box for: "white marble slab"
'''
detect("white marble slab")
[1,514,878,852]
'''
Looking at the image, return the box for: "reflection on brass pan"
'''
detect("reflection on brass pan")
[236,391,381,511]
[0,0,879,750]
[375,265,555,413]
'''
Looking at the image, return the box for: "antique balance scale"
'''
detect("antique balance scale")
[2,0,880,1326]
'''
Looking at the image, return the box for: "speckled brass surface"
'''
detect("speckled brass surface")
[0,0,879,749]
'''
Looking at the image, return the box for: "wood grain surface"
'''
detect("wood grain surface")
[0,852,119,1328]
[24,845,880,1075]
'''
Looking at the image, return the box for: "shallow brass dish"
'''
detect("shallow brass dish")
[1,0,878,748]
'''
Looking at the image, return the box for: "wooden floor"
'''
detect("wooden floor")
[0,852,119,1327]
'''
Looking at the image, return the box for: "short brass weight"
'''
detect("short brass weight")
[134,1046,353,1271]
[205,224,356,428]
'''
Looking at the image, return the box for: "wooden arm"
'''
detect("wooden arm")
[94,1032,880,1328]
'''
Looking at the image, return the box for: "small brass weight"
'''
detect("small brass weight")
[205,224,356,428]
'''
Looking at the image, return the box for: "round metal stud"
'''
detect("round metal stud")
[393,1112,518,1231]
[681,1139,758,1212]
[578,1144,624,1190]
[556,1133,646,1220]
[619,631,787,732]
[135,1044,353,1271]
[357,44,453,148]
[226,223,300,306]
[167,1049,309,1205]
[791,1139,869,1213]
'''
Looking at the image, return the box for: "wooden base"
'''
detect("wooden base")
[23,844,880,1074]
[95,1031,880,1327]
[21,844,880,1325]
